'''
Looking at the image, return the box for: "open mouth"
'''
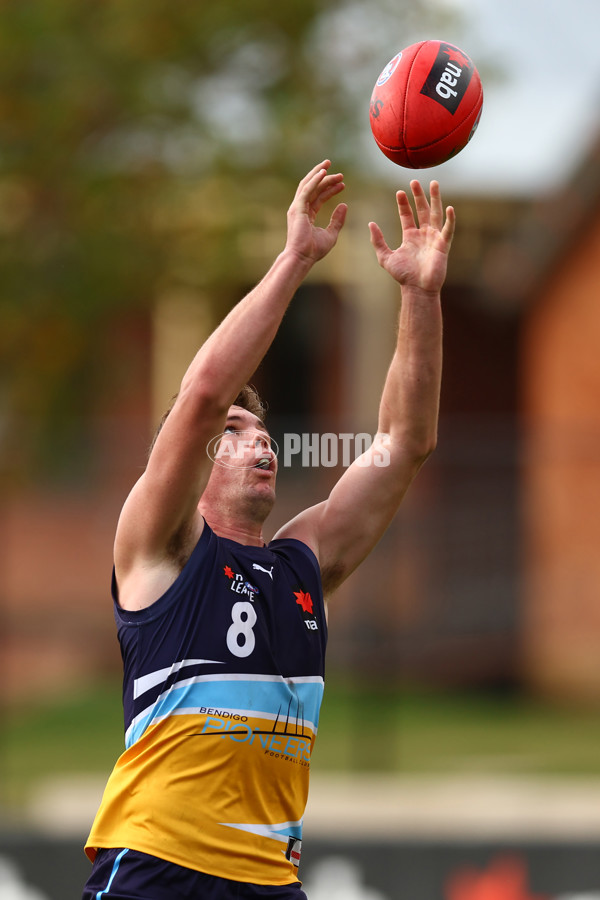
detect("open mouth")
[255,457,272,470]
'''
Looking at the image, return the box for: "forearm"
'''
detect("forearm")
[377,285,443,457]
[369,181,453,455]
[180,248,312,410]
[175,162,346,415]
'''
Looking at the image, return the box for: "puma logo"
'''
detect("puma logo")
[252,563,274,580]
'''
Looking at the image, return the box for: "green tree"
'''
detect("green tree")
[0,0,455,481]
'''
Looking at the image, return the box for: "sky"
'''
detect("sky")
[368,0,600,195]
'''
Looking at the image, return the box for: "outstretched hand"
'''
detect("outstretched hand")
[285,160,348,264]
[369,181,455,294]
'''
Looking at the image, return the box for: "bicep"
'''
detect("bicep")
[118,390,224,565]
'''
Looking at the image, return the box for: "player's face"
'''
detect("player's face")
[215,406,278,484]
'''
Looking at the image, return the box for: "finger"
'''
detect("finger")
[410,180,431,227]
[293,161,331,204]
[303,170,343,209]
[396,189,418,233]
[429,181,444,231]
[441,205,456,243]
[312,174,345,212]
[368,221,390,265]
[326,202,348,238]
[299,160,331,189]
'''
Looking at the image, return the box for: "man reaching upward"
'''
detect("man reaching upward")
[82,160,455,900]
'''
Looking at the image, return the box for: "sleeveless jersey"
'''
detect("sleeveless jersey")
[85,522,327,886]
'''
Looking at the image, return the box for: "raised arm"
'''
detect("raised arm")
[275,181,455,596]
[370,180,454,442]
[114,162,347,606]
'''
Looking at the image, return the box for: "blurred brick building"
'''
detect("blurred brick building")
[4,139,600,704]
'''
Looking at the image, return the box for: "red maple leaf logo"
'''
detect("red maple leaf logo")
[444,46,471,68]
[446,856,548,900]
[294,590,313,614]
[224,565,235,579]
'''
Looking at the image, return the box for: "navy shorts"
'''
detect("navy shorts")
[82,848,308,900]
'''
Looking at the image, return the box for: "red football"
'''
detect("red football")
[369,40,483,168]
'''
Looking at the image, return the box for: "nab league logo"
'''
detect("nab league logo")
[376,51,402,86]
[223,565,259,598]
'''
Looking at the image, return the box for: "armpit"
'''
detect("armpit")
[320,559,346,596]
[165,519,197,573]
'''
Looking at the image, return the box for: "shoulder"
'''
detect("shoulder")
[268,534,319,571]
[114,510,208,612]
[271,504,347,595]
[271,502,325,561]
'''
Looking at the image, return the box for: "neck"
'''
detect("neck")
[200,507,267,547]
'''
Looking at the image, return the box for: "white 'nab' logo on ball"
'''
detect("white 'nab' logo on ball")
[420,43,474,114]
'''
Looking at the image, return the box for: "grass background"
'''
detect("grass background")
[5,678,600,815]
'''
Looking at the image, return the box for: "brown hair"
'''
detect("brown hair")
[148,384,267,457]
[233,383,267,421]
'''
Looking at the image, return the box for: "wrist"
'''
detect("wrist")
[400,282,441,301]
[277,246,315,279]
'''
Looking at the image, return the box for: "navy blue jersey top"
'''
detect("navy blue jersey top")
[86,521,328,886]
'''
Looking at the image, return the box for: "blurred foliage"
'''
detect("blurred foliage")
[0,0,458,480]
